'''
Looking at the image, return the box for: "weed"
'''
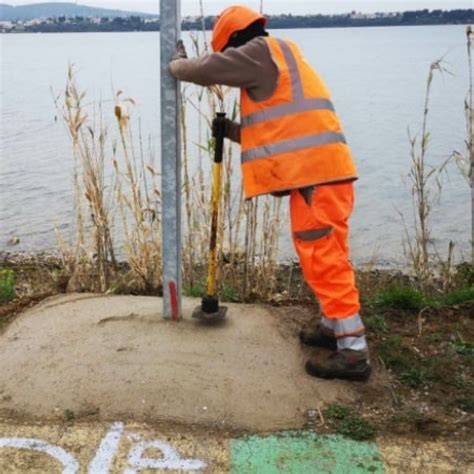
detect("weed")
[220,284,239,302]
[450,333,474,356]
[64,409,75,421]
[379,337,417,373]
[364,314,389,334]
[455,397,474,413]
[453,372,473,390]
[323,403,376,441]
[371,285,424,310]
[183,283,205,298]
[323,403,351,420]
[0,269,15,303]
[336,416,376,441]
[183,281,238,302]
[400,367,432,388]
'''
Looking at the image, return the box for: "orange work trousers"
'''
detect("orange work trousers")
[290,182,360,320]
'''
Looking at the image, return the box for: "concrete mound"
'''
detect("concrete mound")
[0,294,355,432]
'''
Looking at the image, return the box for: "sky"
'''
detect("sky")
[6,0,473,15]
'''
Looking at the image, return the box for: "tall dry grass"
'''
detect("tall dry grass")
[453,26,474,264]
[57,50,283,302]
[402,59,451,290]
[57,66,162,294]
[57,66,116,292]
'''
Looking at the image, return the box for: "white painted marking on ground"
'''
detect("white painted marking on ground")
[1,422,208,473]
[124,440,207,473]
[88,422,125,474]
[0,437,79,474]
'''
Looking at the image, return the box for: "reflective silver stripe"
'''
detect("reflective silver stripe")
[242,39,335,127]
[241,98,335,127]
[242,132,346,163]
[321,317,334,330]
[295,226,333,241]
[278,39,304,100]
[337,335,368,351]
[332,314,365,337]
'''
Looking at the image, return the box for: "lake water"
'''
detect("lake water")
[0,25,471,265]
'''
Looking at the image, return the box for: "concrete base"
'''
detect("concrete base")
[0,294,354,432]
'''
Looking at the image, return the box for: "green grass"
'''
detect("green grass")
[400,367,433,388]
[440,287,474,306]
[323,403,351,420]
[183,282,239,302]
[371,285,424,310]
[220,283,239,302]
[364,314,389,334]
[336,416,376,441]
[379,337,417,373]
[0,268,15,303]
[455,397,474,413]
[369,282,474,311]
[183,283,205,298]
[323,403,376,441]
[378,337,437,388]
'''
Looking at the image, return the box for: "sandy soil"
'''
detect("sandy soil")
[0,294,357,433]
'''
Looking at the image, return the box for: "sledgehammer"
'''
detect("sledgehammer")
[192,112,228,322]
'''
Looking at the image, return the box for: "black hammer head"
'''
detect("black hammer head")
[192,295,228,322]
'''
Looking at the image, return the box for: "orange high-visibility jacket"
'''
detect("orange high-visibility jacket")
[240,37,358,198]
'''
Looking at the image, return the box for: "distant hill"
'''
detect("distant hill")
[0,2,155,21]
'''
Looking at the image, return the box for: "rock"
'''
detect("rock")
[6,237,20,246]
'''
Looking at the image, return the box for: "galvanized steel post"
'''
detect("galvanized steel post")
[160,0,182,320]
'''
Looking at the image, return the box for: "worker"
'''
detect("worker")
[169,5,371,382]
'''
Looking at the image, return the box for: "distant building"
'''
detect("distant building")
[24,19,43,27]
[0,21,13,30]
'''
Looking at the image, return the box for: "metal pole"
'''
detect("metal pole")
[160,0,182,320]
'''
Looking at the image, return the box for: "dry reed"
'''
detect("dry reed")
[453,26,474,264]
[403,59,451,290]
[57,35,283,302]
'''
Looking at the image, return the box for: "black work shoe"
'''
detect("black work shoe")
[305,349,372,382]
[299,325,337,350]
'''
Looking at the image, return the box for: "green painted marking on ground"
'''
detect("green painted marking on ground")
[230,432,384,474]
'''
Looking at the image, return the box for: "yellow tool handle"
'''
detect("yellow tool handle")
[207,161,222,297]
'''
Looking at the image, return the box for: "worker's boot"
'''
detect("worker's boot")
[305,349,371,382]
[299,324,337,350]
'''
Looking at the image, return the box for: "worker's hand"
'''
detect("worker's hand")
[171,40,188,61]
[212,117,241,143]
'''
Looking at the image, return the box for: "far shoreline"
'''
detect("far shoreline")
[1,22,472,35]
